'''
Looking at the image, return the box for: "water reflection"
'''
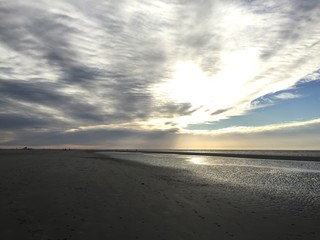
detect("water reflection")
[187,157,207,165]
[99,152,320,203]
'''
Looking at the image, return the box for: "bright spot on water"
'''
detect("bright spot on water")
[187,157,206,165]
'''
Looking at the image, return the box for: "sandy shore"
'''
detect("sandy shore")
[0,150,319,240]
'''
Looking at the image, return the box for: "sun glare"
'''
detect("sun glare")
[153,49,261,126]
[187,157,207,165]
[160,61,213,105]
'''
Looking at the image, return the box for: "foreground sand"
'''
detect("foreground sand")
[0,150,319,240]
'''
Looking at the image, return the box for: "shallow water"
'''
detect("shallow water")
[98,151,320,207]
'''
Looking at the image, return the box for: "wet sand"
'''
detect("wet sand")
[105,149,320,161]
[0,149,319,240]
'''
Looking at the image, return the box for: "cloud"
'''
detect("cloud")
[0,0,320,147]
[3,127,178,149]
[211,108,231,116]
[183,118,320,135]
[300,69,320,83]
[177,118,320,149]
[0,113,49,130]
[273,92,301,100]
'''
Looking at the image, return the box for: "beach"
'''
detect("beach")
[1,150,319,240]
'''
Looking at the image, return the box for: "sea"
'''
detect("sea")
[97,150,320,208]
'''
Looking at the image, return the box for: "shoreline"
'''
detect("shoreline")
[97,149,320,161]
[2,149,320,161]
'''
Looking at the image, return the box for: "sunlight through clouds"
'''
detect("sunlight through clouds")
[0,0,320,148]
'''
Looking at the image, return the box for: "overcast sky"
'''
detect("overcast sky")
[1,0,320,149]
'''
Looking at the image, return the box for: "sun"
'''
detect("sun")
[152,49,261,126]
[160,61,214,106]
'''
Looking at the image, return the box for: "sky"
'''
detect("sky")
[0,0,320,149]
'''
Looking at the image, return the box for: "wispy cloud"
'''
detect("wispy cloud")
[300,69,320,83]
[273,92,301,100]
[178,118,320,149]
[183,118,320,135]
